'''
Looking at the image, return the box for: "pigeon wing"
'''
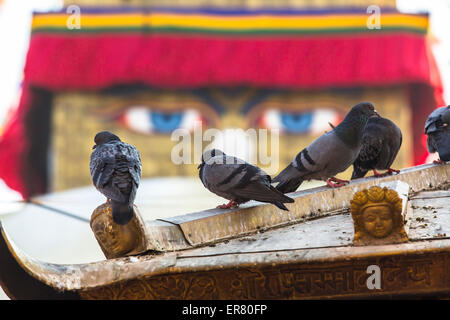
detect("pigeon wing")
[382,122,402,168]
[90,144,132,203]
[90,144,116,188]
[202,156,269,199]
[230,180,294,204]
[273,132,353,192]
[357,134,383,168]
[123,143,141,187]
[301,131,359,179]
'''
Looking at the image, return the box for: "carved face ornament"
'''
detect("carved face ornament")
[350,186,407,246]
[361,204,394,238]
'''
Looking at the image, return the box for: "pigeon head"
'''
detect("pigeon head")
[198,149,225,168]
[350,102,379,121]
[425,105,450,134]
[334,102,378,147]
[93,131,121,149]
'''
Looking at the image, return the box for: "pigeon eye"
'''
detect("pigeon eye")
[257,109,343,135]
[119,106,204,134]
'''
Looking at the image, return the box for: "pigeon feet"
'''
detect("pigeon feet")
[387,168,400,175]
[326,177,349,188]
[372,168,400,177]
[372,169,385,177]
[433,159,445,165]
[217,200,239,209]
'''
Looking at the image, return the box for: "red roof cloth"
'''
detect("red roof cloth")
[25,33,439,90]
[0,7,445,197]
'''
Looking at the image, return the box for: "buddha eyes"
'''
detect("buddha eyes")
[257,109,342,134]
[118,105,342,135]
[119,106,204,134]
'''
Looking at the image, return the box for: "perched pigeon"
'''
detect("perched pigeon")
[273,102,378,192]
[351,116,402,179]
[90,131,142,225]
[424,105,450,163]
[198,149,294,211]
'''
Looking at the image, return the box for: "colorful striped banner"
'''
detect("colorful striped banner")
[31,8,428,35]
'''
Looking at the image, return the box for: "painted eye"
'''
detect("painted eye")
[259,109,343,134]
[280,112,313,134]
[120,106,203,134]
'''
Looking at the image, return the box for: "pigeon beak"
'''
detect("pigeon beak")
[92,145,97,150]
[197,164,201,169]
[372,110,381,118]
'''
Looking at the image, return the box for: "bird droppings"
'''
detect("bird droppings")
[238,238,257,242]
[129,257,139,263]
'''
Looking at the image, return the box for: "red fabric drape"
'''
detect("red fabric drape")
[24,33,437,89]
[0,84,30,196]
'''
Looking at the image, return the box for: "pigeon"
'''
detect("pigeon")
[424,105,450,163]
[351,116,402,179]
[90,131,142,225]
[198,149,295,211]
[273,102,378,193]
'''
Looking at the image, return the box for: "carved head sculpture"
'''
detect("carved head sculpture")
[350,186,408,246]
[90,202,147,259]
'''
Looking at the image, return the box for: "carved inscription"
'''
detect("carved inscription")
[80,253,449,300]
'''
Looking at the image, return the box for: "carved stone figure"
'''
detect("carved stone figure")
[350,186,408,246]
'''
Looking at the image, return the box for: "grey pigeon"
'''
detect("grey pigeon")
[273,102,378,193]
[424,105,450,163]
[90,131,142,225]
[198,149,294,211]
[351,116,402,179]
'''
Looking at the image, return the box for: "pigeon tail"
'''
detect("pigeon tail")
[272,164,304,193]
[273,201,289,211]
[268,185,295,203]
[351,165,368,180]
[111,200,134,225]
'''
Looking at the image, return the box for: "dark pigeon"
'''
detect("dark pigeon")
[273,102,378,193]
[90,131,142,225]
[198,149,295,211]
[351,116,402,179]
[425,105,450,163]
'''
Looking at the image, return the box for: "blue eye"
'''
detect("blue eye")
[121,106,202,134]
[280,112,313,134]
[261,109,342,134]
[151,111,183,133]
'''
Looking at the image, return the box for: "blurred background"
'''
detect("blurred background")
[0,0,448,299]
